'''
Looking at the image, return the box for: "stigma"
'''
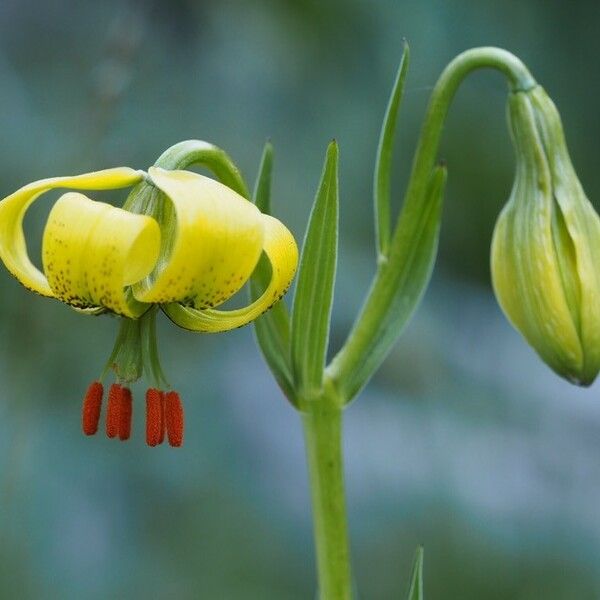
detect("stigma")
[81,381,184,447]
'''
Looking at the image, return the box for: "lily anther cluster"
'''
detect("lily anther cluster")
[0,141,298,447]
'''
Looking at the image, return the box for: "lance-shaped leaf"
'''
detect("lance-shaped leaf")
[406,547,424,600]
[375,40,410,259]
[328,163,446,401]
[249,142,296,404]
[291,141,339,398]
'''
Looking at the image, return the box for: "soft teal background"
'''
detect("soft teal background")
[0,1,599,598]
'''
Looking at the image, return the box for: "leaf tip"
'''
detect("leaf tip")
[326,139,339,163]
[262,139,274,159]
[407,546,424,600]
[401,37,410,55]
[433,161,448,185]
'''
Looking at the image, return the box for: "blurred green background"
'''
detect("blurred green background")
[0,1,599,598]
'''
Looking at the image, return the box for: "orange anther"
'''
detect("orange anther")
[82,381,103,436]
[158,390,166,445]
[164,391,184,448]
[119,387,133,441]
[145,388,163,447]
[106,383,122,439]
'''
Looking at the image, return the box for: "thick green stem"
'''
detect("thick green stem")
[327,48,537,401]
[302,393,352,600]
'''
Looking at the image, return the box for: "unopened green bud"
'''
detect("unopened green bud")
[491,85,600,386]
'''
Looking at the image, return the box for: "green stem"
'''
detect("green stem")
[399,47,534,219]
[327,47,537,400]
[301,391,352,600]
[153,139,250,198]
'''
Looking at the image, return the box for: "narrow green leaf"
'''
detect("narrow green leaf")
[375,40,410,259]
[291,141,339,398]
[253,140,274,213]
[406,547,424,600]
[329,163,446,401]
[249,142,296,404]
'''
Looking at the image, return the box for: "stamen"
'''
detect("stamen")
[119,387,133,441]
[164,391,184,448]
[158,391,166,445]
[106,383,123,439]
[145,388,163,447]
[82,381,103,436]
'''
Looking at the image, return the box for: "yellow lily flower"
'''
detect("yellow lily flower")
[0,144,298,446]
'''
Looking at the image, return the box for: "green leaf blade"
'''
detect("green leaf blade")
[249,142,296,404]
[329,162,446,401]
[407,546,424,600]
[291,141,339,399]
[253,140,274,213]
[375,40,410,259]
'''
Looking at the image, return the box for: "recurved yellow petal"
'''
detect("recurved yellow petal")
[43,192,160,318]
[0,168,144,297]
[134,167,265,308]
[163,213,298,332]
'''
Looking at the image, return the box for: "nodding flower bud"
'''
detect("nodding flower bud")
[491,85,600,385]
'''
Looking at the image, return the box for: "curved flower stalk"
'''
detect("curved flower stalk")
[250,45,596,599]
[0,141,298,446]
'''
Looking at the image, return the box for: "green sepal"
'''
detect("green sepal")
[406,546,424,600]
[291,141,339,401]
[249,142,296,405]
[375,40,410,260]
